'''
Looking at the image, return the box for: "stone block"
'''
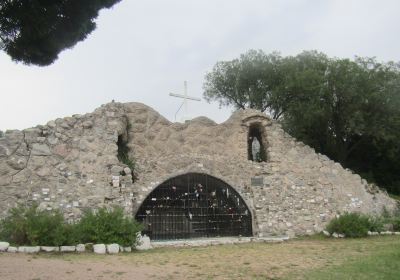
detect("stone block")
[31,143,52,156]
[7,246,18,253]
[322,230,330,237]
[136,235,152,250]
[93,244,106,254]
[123,167,132,175]
[76,244,85,252]
[18,246,40,253]
[123,246,132,252]
[106,243,120,254]
[0,241,10,252]
[41,246,60,252]
[60,246,76,252]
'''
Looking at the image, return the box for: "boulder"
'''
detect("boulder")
[0,241,10,252]
[60,246,76,252]
[106,244,120,254]
[18,246,40,253]
[93,244,106,254]
[41,246,59,252]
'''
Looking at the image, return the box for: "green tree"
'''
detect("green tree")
[203,50,285,119]
[0,0,121,66]
[203,50,400,194]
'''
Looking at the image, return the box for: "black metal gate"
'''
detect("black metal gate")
[135,173,252,240]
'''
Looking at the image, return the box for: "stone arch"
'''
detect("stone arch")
[135,172,253,240]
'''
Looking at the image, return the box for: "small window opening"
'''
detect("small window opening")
[248,123,266,162]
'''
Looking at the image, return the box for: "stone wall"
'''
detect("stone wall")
[0,102,397,237]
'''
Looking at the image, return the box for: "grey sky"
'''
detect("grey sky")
[1,0,400,130]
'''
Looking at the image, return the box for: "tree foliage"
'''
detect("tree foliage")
[204,50,400,194]
[0,0,121,66]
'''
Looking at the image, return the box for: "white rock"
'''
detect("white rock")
[338,234,345,238]
[93,244,106,254]
[60,246,76,252]
[0,241,10,252]
[106,243,120,254]
[7,246,17,253]
[123,246,132,252]
[136,235,152,250]
[332,233,339,238]
[41,246,59,252]
[322,230,330,237]
[381,231,393,235]
[394,232,400,235]
[18,246,40,253]
[76,244,85,252]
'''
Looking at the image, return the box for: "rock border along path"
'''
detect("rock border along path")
[151,236,289,248]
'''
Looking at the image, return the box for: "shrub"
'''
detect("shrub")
[326,212,372,238]
[72,207,143,246]
[368,216,384,232]
[392,217,400,231]
[0,204,70,246]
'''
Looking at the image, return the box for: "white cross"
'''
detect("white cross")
[169,81,201,122]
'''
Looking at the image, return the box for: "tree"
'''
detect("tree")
[203,50,285,119]
[203,50,400,194]
[0,0,121,66]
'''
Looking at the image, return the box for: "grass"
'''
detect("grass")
[24,236,400,279]
[302,240,400,279]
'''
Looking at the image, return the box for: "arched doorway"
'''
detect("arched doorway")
[135,173,252,240]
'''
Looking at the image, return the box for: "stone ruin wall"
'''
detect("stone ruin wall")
[0,102,397,237]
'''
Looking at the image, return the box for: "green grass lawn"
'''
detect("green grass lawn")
[12,235,400,280]
[301,237,400,279]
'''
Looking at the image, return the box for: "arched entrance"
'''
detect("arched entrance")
[135,173,252,240]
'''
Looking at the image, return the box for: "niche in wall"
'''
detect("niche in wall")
[247,123,267,162]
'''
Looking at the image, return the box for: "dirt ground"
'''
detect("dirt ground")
[0,236,399,280]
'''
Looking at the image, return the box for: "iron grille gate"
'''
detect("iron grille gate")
[135,173,252,240]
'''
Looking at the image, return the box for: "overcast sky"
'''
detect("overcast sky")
[1,0,400,131]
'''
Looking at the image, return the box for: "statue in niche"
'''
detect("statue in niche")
[251,137,262,162]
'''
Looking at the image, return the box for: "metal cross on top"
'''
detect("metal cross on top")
[169,81,201,122]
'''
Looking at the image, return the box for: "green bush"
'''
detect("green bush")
[72,207,143,247]
[392,217,400,231]
[0,205,143,247]
[0,204,70,246]
[326,212,372,238]
[368,216,384,233]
